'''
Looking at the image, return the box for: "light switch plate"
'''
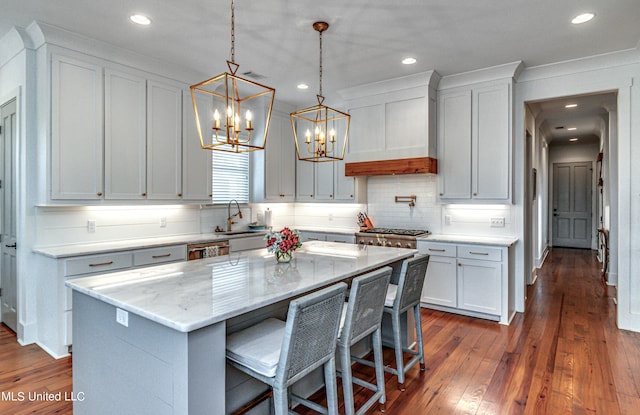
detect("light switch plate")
[87,219,96,233]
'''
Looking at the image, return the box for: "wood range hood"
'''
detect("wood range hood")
[345,157,437,177]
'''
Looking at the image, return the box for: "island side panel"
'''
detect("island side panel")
[72,292,225,415]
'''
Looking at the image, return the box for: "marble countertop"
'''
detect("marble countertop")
[33,231,267,258]
[66,241,416,333]
[418,233,518,247]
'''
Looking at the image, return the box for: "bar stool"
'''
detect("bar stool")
[337,267,392,415]
[226,282,347,415]
[383,254,430,390]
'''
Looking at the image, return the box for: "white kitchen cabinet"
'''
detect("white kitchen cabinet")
[50,53,104,200]
[420,243,457,307]
[146,80,183,200]
[104,68,147,199]
[457,257,501,315]
[182,91,213,201]
[418,239,514,324]
[296,157,357,202]
[38,244,187,357]
[437,81,511,203]
[264,113,296,201]
[299,231,355,244]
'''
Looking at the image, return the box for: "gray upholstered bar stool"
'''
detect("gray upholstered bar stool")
[226,282,347,415]
[337,267,392,415]
[382,254,430,391]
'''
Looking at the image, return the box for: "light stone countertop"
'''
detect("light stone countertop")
[418,233,518,247]
[65,241,416,333]
[33,231,267,258]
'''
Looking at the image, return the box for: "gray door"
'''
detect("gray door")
[0,99,17,332]
[552,162,592,249]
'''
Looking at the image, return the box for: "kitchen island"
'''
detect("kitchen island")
[66,241,417,415]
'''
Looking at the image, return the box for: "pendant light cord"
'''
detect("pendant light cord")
[230,0,236,62]
[318,28,323,98]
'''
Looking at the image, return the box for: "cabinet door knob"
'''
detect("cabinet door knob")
[473,192,478,196]
[141,192,146,197]
[97,192,103,196]
[439,193,443,196]
[178,193,182,197]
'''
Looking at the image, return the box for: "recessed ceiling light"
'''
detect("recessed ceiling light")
[297,83,309,90]
[565,103,578,108]
[569,138,579,142]
[567,127,577,131]
[402,57,417,65]
[571,13,595,25]
[130,14,152,26]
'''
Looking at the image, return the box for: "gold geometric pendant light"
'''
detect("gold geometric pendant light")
[290,21,350,162]
[190,0,275,153]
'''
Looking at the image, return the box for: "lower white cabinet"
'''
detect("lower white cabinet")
[418,240,514,324]
[39,244,187,357]
[299,231,355,244]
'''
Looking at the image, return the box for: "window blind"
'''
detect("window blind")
[212,151,250,204]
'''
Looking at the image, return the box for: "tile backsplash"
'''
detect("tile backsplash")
[34,175,514,247]
[367,174,442,233]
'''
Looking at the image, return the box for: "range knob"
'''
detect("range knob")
[377,241,383,246]
[396,242,402,248]
[406,243,413,249]
[368,241,374,245]
[358,240,365,245]
[386,241,393,247]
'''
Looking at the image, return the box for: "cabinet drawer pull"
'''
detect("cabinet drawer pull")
[89,261,114,267]
[428,248,446,252]
[469,251,489,256]
[151,253,171,259]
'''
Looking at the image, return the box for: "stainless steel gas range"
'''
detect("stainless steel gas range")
[355,228,430,249]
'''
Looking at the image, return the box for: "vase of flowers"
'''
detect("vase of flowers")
[265,227,302,263]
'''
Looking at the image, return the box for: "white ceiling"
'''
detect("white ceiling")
[2,0,639,141]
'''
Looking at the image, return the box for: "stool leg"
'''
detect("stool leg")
[391,311,405,390]
[413,305,425,371]
[324,357,340,415]
[272,386,288,415]
[339,343,356,415]
[372,328,387,411]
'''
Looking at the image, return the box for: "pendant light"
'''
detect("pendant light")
[290,21,350,162]
[190,0,275,153]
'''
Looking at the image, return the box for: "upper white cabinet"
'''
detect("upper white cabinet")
[338,71,439,163]
[45,44,209,203]
[104,68,147,200]
[50,54,104,200]
[146,80,183,200]
[182,91,213,201]
[264,113,296,202]
[437,62,521,203]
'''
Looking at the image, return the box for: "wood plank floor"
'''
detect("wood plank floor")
[1,247,639,414]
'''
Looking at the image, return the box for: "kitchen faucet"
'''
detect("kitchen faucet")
[227,199,243,231]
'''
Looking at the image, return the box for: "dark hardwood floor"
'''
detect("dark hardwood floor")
[1,248,639,414]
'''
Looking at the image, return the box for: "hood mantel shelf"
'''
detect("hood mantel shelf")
[345,157,437,177]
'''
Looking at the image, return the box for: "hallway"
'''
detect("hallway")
[1,249,639,414]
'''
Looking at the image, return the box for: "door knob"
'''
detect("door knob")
[5,243,16,248]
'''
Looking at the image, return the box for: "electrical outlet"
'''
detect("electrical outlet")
[490,217,505,227]
[444,215,451,225]
[328,213,334,221]
[160,217,167,228]
[116,308,129,327]
[87,219,96,233]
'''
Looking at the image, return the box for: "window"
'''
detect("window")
[212,151,250,204]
